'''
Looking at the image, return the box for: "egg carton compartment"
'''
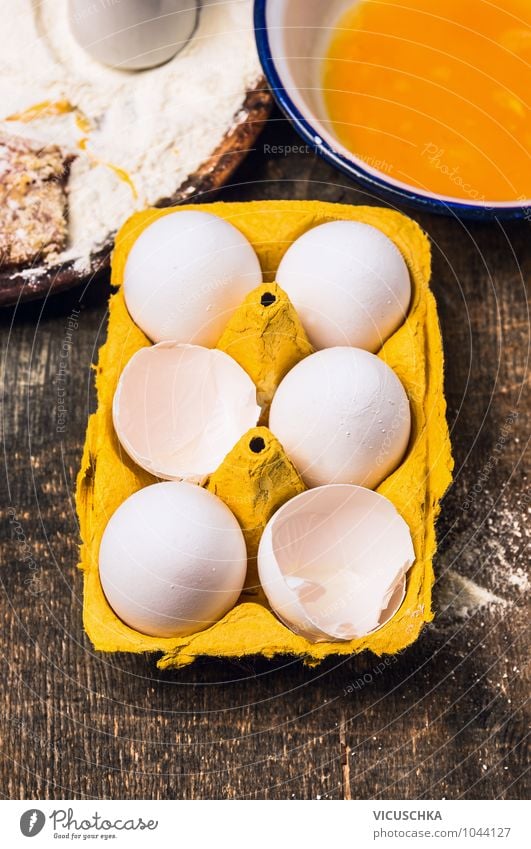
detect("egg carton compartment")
[76,200,453,668]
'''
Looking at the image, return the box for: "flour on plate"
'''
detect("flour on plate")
[0,0,261,271]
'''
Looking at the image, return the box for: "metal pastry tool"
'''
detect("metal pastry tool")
[68,0,199,70]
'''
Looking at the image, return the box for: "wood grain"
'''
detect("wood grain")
[1,110,529,800]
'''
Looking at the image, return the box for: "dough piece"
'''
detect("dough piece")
[0,132,73,267]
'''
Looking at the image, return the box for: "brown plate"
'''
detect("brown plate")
[0,80,272,308]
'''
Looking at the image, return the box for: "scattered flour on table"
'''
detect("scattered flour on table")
[433,495,529,624]
[435,569,506,621]
[0,0,261,271]
[506,567,530,591]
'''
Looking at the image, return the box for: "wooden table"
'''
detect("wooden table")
[2,109,529,800]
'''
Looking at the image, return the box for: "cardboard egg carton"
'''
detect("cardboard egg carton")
[76,200,453,667]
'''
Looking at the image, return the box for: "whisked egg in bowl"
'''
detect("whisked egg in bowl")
[254,0,531,219]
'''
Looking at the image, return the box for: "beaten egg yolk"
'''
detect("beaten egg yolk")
[323,0,531,201]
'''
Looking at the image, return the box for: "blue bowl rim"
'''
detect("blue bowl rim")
[254,0,529,221]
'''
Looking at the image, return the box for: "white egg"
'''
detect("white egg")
[123,211,263,346]
[269,347,410,489]
[258,484,414,641]
[99,481,247,638]
[113,343,261,483]
[276,220,411,352]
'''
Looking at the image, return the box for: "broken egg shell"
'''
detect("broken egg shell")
[98,481,248,638]
[123,210,263,347]
[113,342,261,483]
[257,484,414,642]
[269,346,411,489]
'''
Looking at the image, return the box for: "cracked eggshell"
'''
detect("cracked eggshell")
[269,347,411,489]
[258,485,414,642]
[99,481,247,638]
[276,220,411,352]
[123,211,263,346]
[113,343,261,483]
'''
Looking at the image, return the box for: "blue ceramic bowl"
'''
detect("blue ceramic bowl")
[254,0,530,220]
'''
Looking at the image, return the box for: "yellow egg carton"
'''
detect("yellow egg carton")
[76,200,453,668]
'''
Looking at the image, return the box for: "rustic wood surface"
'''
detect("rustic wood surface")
[1,109,529,800]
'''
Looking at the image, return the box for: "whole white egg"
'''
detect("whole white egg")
[276,220,411,352]
[99,481,247,638]
[123,211,262,346]
[268,347,410,489]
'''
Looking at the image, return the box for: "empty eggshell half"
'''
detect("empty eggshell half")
[123,210,263,346]
[258,484,414,642]
[269,347,411,490]
[113,343,261,483]
[99,481,247,638]
[276,220,411,352]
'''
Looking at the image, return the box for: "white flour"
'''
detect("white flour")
[435,569,506,621]
[0,0,261,271]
